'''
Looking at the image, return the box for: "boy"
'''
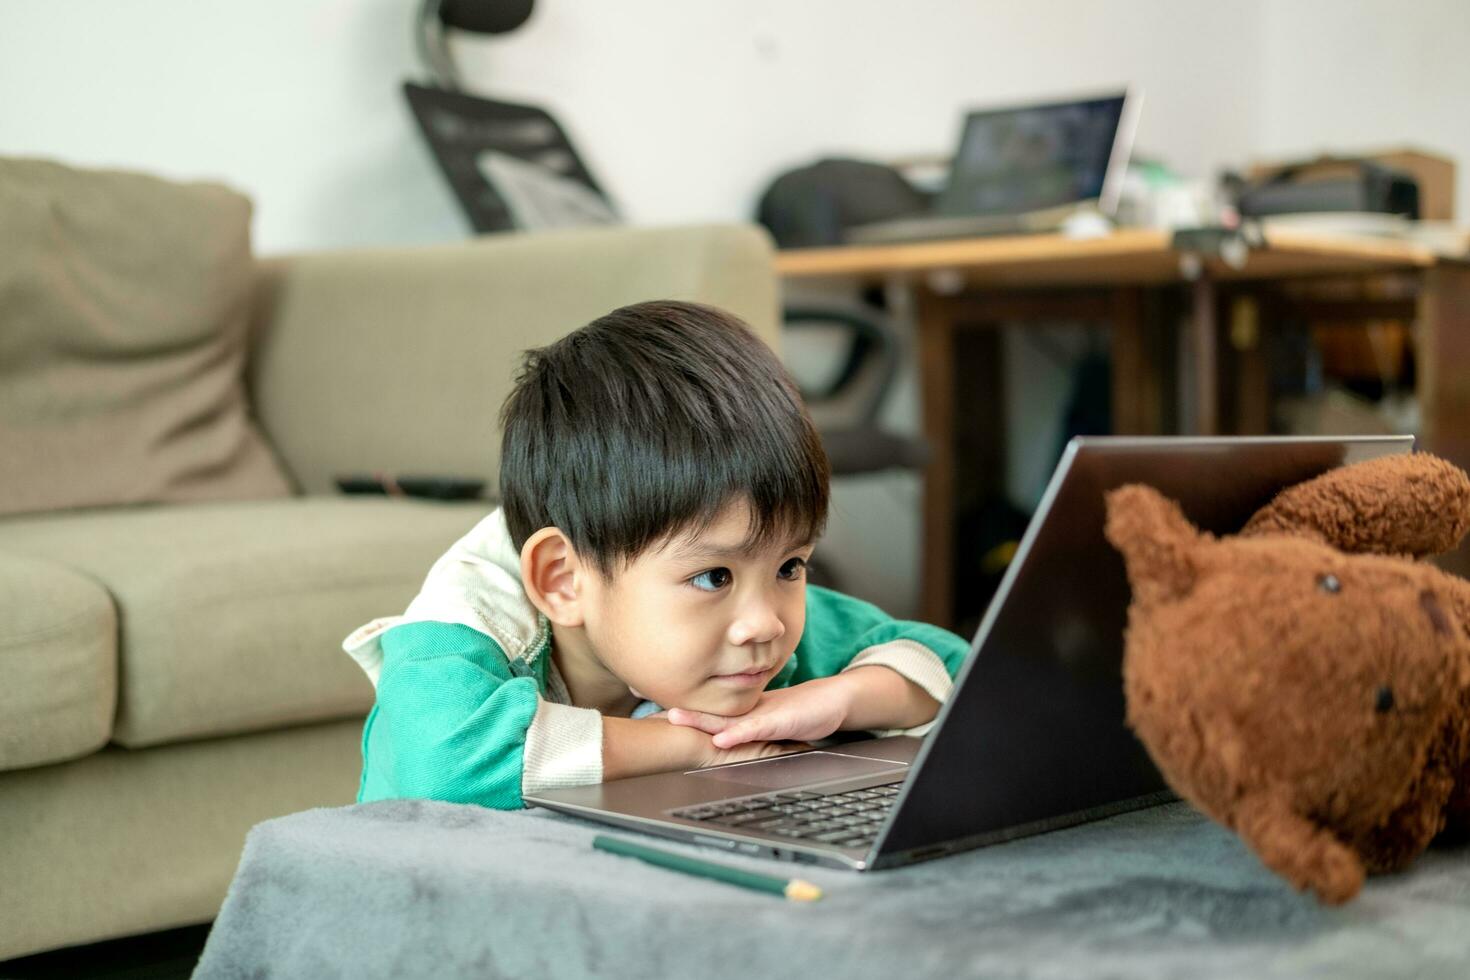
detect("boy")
[343,300,969,809]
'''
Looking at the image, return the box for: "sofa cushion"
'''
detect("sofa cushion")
[249,223,779,494]
[0,497,486,748]
[0,156,292,517]
[0,551,116,771]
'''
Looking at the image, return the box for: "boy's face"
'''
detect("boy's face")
[579,498,815,716]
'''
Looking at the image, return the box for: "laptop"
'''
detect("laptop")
[526,435,1414,870]
[845,89,1142,245]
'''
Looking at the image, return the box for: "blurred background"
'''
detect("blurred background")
[7,3,1470,969]
[3,0,1466,626]
[6,1,1465,246]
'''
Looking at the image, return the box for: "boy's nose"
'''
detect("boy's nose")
[727,600,785,646]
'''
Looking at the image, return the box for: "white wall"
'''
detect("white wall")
[8,2,1452,247]
[453,0,1262,226]
[0,0,467,253]
[1258,0,1470,222]
[2,0,1262,253]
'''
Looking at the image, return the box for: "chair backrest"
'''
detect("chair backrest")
[783,306,898,431]
[755,158,929,249]
[403,82,617,234]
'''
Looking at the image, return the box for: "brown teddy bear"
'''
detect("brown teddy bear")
[1104,452,1470,904]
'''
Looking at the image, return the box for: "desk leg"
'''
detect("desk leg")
[916,289,957,628]
[1189,278,1220,435]
[1416,262,1470,578]
[1230,295,1271,435]
[1110,287,1162,434]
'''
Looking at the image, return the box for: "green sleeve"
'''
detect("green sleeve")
[777,585,971,687]
[358,621,539,810]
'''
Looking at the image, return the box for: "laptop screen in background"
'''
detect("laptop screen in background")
[937,94,1127,217]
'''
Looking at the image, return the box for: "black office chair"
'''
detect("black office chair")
[403,81,619,234]
[403,0,926,481]
[414,0,535,90]
[782,306,929,476]
[756,159,932,477]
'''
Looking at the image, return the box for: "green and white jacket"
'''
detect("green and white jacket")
[343,508,970,810]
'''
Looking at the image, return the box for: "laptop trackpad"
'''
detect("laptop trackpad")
[687,751,906,790]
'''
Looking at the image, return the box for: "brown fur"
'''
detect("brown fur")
[1105,453,1470,904]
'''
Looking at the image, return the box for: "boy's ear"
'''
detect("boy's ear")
[520,527,587,627]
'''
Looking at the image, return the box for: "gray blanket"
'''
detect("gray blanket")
[193,799,1470,980]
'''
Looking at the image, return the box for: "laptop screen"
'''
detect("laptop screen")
[936,92,1132,218]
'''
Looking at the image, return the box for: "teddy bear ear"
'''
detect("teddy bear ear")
[1104,484,1204,606]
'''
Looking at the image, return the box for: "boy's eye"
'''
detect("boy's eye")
[689,567,732,592]
[778,557,807,581]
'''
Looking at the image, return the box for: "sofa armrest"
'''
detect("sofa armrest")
[247,223,778,495]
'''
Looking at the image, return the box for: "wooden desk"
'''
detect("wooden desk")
[778,229,1470,628]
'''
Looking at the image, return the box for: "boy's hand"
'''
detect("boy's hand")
[668,676,852,749]
[603,715,807,781]
[697,737,814,769]
[653,711,813,768]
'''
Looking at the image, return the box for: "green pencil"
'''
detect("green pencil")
[592,834,823,902]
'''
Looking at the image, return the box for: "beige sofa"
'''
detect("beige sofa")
[0,166,778,959]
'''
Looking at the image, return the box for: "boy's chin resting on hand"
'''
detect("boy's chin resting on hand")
[599,665,941,782]
[600,712,810,780]
[666,665,941,750]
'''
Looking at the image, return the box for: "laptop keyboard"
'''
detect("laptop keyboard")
[670,784,899,848]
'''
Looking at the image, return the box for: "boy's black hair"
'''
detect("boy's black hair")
[500,300,830,575]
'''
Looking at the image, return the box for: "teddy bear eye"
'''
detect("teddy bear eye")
[1374,686,1395,713]
[1318,573,1341,594]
